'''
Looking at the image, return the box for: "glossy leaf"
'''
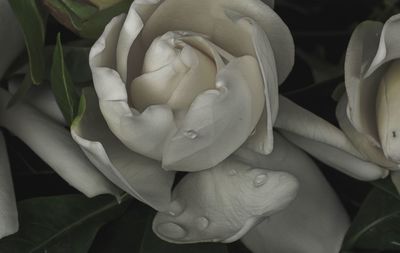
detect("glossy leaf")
[0,194,129,253]
[8,0,46,84]
[79,0,133,39]
[50,34,80,125]
[343,179,400,251]
[90,200,230,253]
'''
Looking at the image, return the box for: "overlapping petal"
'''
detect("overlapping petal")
[275,96,388,180]
[0,89,120,198]
[344,20,384,145]
[90,14,177,161]
[237,134,349,253]
[153,156,298,243]
[162,55,265,171]
[0,132,18,239]
[71,88,175,211]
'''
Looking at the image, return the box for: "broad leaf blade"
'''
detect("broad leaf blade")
[50,33,80,125]
[343,179,400,251]
[90,200,230,253]
[79,0,133,39]
[0,194,129,253]
[8,0,46,84]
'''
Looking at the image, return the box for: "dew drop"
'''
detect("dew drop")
[253,174,268,187]
[168,201,184,217]
[184,130,198,139]
[196,217,209,230]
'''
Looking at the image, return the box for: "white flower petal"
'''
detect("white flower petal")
[243,109,273,155]
[376,60,400,164]
[8,79,65,125]
[152,156,298,243]
[0,0,24,78]
[275,96,388,180]
[365,14,400,77]
[142,0,294,83]
[344,21,384,145]
[71,88,175,211]
[237,134,349,253]
[90,14,176,160]
[162,56,265,171]
[337,95,396,168]
[0,88,120,198]
[0,131,18,239]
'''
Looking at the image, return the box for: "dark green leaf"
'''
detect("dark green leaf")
[50,33,80,125]
[343,179,400,251]
[79,0,133,39]
[42,0,83,33]
[8,0,46,84]
[61,0,98,20]
[90,199,230,253]
[6,73,33,108]
[0,194,129,253]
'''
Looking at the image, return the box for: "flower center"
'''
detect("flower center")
[129,32,217,112]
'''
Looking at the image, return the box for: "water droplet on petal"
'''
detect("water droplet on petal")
[157,223,187,239]
[228,169,238,176]
[196,217,209,230]
[253,174,268,187]
[168,201,184,216]
[184,130,198,139]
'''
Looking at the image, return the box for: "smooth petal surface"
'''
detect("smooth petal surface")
[90,15,176,160]
[153,156,298,243]
[71,88,175,211]
[376,60,400,164]
[365,14,400,77]
[0,0,24,78]
[275,96,388,180]
[162,56,265,171]
[0,89,120,198]
[8,79,65,125]
[344,20,384,145]
[337,95,396,168]
[243,110,272,155]
[237,133,350,253]
[0,132,18,239]
[142,0,294,83]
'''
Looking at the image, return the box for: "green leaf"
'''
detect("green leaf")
[6,73,33,108]
[42,0,83,33]
[50,33,80,125]
[8,0,46,84]
[90,200,230,253]
[343,179,400,251]
[0,194,129,253]
[61,0,98,20]
[79,0,134,39]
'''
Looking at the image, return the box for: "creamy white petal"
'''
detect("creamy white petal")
[8,79,65,125]
[0,131,18,239]
[162,56,265,171]
[237,134,349,253]
[337,95,396,168]
[0,0,24,78]
[275,96,388,180]
[153,156,298,243]
[71,88,175,211]
[344,20,384,145]
[0,89,120,198]
[376,60,400,164]
[90,15,176,160]
[365,14,400,77]
[243,110,273,155]
[142,0,294,83]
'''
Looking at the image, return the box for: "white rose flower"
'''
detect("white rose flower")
[70,0,302,243]
[275,15,400,185]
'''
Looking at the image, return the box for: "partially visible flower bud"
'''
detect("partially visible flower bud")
[376,60,400,163]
